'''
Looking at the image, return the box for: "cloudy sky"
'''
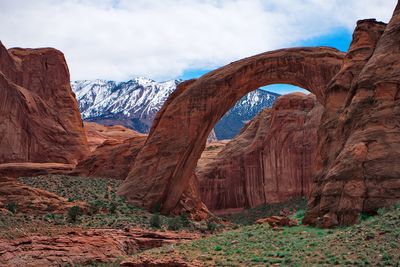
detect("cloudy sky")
[0,0,397,93]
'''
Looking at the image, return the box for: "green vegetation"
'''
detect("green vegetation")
[167,216,182,231]
[2,175,399,266]
[0,175,198,238]
[5,202,17,213]
[149,213,162,228]
[128,203,400,266]
[67,205,81,223]
[221,198,307,225]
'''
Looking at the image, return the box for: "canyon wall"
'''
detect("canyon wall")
[304,10,400,226]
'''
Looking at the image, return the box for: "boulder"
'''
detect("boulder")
[255,216,298,227]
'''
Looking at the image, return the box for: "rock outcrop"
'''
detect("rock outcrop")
[0,228,199,266]
[118,47,345,215]
[304,8,400,226]
[84,122,139,151]
[73,132,147,179]
[0,42,89,164]
[198,93,323,211]
[0,163,75,178]
[0,177,86,214]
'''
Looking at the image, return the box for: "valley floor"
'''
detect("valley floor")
[0,175,398,266]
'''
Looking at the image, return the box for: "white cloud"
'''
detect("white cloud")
[0,0,397,81]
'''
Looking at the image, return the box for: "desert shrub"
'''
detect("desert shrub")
[68,206,81,223]
[167,216,181,231]
[179,213,191,227]
[5,202,17,213]
[377,207,386,216]
[150,213,162,228]
[207,220,218,232]
[108,201,118,214]
[360,212,374,221]
[89,199,107,214]
[295,209,305,219]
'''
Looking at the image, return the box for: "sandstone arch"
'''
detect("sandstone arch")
[118,47,345,214]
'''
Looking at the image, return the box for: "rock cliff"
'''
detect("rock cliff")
[304,10,400,226]
[0,42,89,164]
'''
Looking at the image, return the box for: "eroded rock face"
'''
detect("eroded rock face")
[118,47,345,214]
[198,93,323,211]
[0,228,199,267]
[304,10,400,226]
[0,42,89,164]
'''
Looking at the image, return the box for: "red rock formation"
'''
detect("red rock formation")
[0,177,87,214]
[0,162,75,178]
[119,4,400,225]
[0,42,89,164]
[198,93,323,211]
[304,9,400,226]
[73,133,147,179]
[84,122,139,151]
[0,228,199,266]
[118,48,345,215]
[255,216,298,227]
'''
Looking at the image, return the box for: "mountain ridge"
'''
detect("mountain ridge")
[72,77,280,139]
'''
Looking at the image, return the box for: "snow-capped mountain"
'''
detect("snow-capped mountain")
[72,77,179,133]
[72,77,280,139]
[215,89,280,139]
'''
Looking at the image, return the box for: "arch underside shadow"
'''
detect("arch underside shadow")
[117,47,345,214]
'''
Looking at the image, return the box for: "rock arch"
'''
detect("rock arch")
[118,47,345,214]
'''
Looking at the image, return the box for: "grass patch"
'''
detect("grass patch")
[127,203,400,266]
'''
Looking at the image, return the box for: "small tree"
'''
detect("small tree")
[150,213,162,228]
[68,205,81,223]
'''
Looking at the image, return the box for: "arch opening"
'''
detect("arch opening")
[197,82,322,213]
